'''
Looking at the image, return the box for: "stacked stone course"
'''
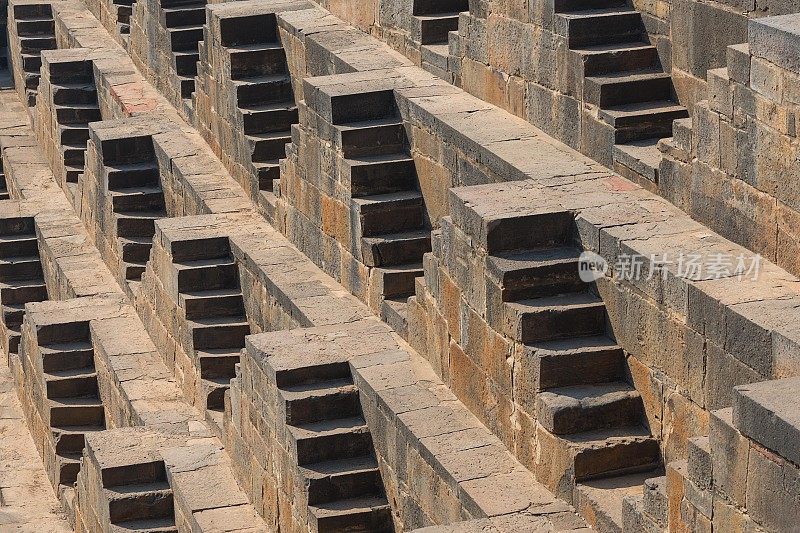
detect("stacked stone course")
[1,0,800,531]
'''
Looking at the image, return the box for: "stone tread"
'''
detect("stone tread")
[576,470,660,533]
[613,139,661,182]
[288,416,369,437]
[279,378,357,400]
[558,6,639,17]
[585,69,670,84]
[299,455,380,480]
[507,291,604,311]
[335,116,404,130]
[308,495,391,519]
[598,100,687,125]
[487,246,581,278]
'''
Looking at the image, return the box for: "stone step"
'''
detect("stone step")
[598,100,688,143]
[487,246,585,302]
[20,53,42,73]
[585,70,672,108]
[361,229,431,267]
[335,117,406,159]
[13,3,53,20]
[19,35,56,53]
[635,475,668,528]
[174,50,199,76]
[375,264,424,299]
[247,131,291,162]
[65,164,84,184]
[197,348,241,379]
[189,315,250,350]
[34,320,91,346]
[180,288,245,320]
[40,342,95,373]
[125,262,147,281]
[202,376,230,410]
[255,161,280,191]
[175,256,239,293]
[414,13,460,45]
[15,17,55,35]
[576,470,659,533]
[24,72,41,90]
[308,496,393,532]
[52,82,98,105]
[273,360,352,390]
[7,328,22,354]
[106,162,161,190]
[106,481,174,525]
[2,303,25,328]
[500,292,606,344]
[100,134,156,165]
[288,416,373,465]
[110,186,166,212]
[62,143,87,167]
[59,124,91,145]
[48,397,105,427]
[573,41,659,76]
[54,103,101,125]
[163,5,206,28]
[168,24,203,52]
[347,154,418,198]
[115,211,162,238]
[413,0,468,16]
[353,191,426,237]
[0,279,48,305]
[526,335,625,391]
[234,74,293,107]
[228,42,287,80]
[45,367,99,399]
[52,425,103,455]
[301,455,384,506]
[178,75,194,99]
[111,517,178,533]
[554,0,626,12]
[119,236,153,264]
[116,4,132,22]
[327,89,397,125]
[56,451,82,486]
[0,255,43,282]
[566,426,661,482]
[239,103,297,135]
[170,237,232,263]
[280,378,360,426]
[536,382,644,435]
[612,139,662,183]
[557,8,642,48]
[100,459,169,489]
[0,233,39,258]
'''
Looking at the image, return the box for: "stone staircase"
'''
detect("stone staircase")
[161,0,206,100]
[0,217,46,356]
[20,317,107,491]
[174,238,248,421]
[557,0,688,182]
[43,337,105,489]
[102,136,166,281]
[49,59,101,186]
[103,464,177,532]
[484,213,661,532]
[86,452,177,532]
[12,2,55,106]
[113,0,135,40]
[411,0,466,46]
[224,18,295,195]
[336,92,431,333]
[277,357,394,531]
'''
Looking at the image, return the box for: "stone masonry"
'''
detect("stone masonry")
[0,0,799,531]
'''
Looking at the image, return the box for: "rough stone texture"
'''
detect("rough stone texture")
[0,0,799,531]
